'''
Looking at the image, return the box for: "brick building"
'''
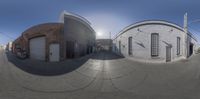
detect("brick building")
[13,11,96,62]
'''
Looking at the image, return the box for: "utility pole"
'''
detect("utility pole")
[184,12,188,58]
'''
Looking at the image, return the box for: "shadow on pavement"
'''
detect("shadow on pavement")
[6,51,124,76]
[6,52,90,76]
[91,51,124,60]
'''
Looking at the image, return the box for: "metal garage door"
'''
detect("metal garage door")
[29,37,45,60]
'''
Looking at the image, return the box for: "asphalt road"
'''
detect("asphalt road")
[0,48,200,99]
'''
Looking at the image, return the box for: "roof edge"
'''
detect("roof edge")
[113,20,197,41]
[59,10,91,25]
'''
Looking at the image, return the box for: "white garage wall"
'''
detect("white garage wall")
[113,22,186,63]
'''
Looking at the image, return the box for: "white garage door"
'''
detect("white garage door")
[29,37,45,60]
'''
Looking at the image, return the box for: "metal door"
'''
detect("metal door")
[49,44,60,62]
[166,46,171,62]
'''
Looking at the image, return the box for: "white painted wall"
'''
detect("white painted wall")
[113,21,198,63]
[8,42,13,51]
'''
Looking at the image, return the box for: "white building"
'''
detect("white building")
[113,18,198,62]
[6,42,13,51]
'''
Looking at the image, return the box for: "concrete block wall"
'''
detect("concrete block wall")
[113,21,190,63]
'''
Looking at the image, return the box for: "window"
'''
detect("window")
[177,37,180,55]
[151,33,159,57]
[128,37,133,55]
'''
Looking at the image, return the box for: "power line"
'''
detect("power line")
[187,26,200,42]
[187,20,200,39]
[0,32,15,40]
[188,25,200,37]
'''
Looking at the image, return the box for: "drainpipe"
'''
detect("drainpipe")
[183,13,188,58]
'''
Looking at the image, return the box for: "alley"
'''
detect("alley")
[0,48,200,99]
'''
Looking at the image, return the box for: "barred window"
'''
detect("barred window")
[177,37,180,55]
[128,37,133,55]
[151,33,159,57]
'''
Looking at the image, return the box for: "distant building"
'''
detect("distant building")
[0,45,3,49]
[6,42,13,51]
[13,11,96,62]
[2,45,6,50]
[113,20,198,62]
[96,39,112,51]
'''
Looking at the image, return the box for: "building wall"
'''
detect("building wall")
[188,35,199,54]
[13,23,64,61]
[12,37,26,54]
[64,16,96,58]
[6,42,13,51]
[96,39,112,51]
[113,23,188,62]
[13,17,96,61]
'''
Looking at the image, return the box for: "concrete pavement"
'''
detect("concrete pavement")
[0,49,200,99]
[6,51,92,76]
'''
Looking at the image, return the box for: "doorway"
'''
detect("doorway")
[49,44,60,62]
[166,46,171,62]
[66,41,75,58]
[189,43,194,56]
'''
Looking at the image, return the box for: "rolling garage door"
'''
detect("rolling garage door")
[29,37,45,60]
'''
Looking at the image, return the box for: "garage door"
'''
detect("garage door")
[29,37,45,60]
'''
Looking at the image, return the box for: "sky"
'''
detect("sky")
[0,0,200,45]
